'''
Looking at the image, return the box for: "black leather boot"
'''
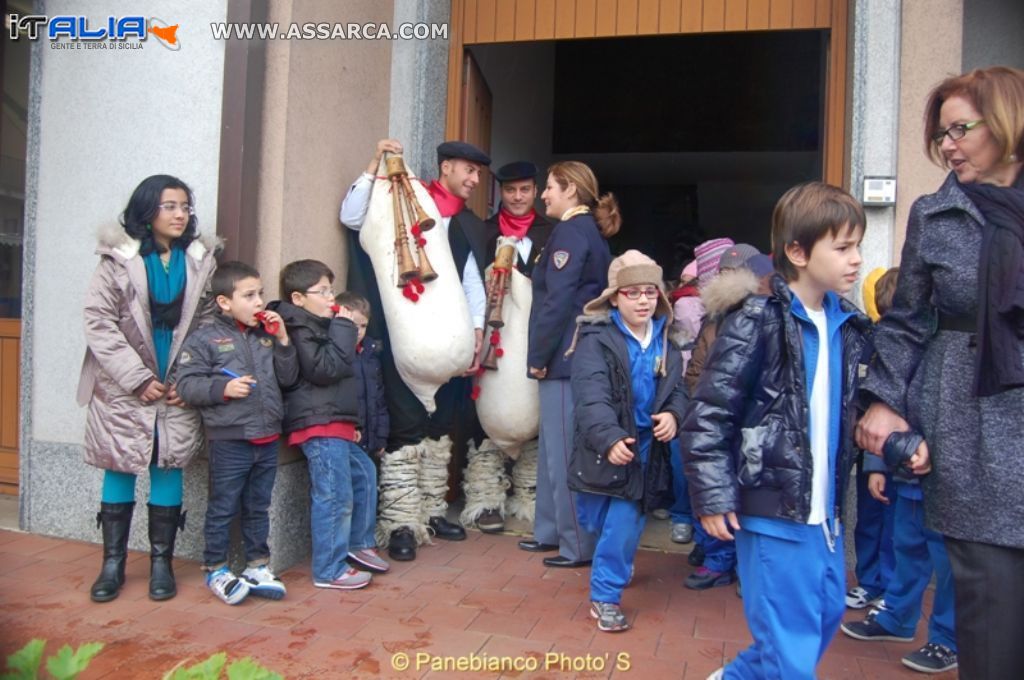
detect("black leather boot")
[148,504,185,601]
[90,501,135,603]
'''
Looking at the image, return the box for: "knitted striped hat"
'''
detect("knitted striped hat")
[694,238,735,287]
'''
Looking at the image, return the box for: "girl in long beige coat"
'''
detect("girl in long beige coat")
[78,174,217,603]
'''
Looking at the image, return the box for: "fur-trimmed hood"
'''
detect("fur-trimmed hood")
[700,267,760,320]
[95,222,222,262]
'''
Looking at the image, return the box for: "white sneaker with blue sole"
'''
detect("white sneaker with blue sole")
[242,564,287,600]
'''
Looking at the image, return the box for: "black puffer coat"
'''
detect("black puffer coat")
[568,315,688,511]
[266,301,359,434]
[681,276,871,522]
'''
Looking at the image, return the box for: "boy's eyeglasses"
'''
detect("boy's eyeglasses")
[157,202,194,215]
[304,288,336,298]
[930,120,985,145]
[617,287,659,300]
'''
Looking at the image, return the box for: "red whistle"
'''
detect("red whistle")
[254,311,279,335]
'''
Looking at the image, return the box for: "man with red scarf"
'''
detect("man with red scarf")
[462,162,553,534]
[340,139,491,561]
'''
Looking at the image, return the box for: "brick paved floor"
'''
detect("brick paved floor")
[0,528,954,679]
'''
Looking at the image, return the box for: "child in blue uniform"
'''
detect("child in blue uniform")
[683,183,911,678]
[567,250,687,632]
[841,271,958,675]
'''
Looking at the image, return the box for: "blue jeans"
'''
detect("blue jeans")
[349,447,379,552]
[300,437,366,582]
[668,438,692,525]
[203,439,279,569]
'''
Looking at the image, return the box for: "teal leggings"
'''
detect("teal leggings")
[101,467,183,507]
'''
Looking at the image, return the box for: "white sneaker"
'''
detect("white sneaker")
[348,548,390,573]
[242,564,287,600]
[314,566,372,590]
[207,566,250,605]
[846,586,884,609]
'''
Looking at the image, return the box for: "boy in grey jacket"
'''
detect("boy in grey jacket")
[176,261,299,605]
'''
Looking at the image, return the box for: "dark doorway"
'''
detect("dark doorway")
[470,29,826,276]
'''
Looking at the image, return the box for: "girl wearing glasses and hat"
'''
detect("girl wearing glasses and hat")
[564,250,687,632]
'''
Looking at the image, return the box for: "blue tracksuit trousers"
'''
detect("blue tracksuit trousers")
[853,470,895,599]
[668,438,693,525]
[874,491,957,650]
[726,523,846,679]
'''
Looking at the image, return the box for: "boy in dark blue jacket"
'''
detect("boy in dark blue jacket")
[567,250,687,633]
[334,291,389,456]
[683,183,905,678]
[176,261,299,605]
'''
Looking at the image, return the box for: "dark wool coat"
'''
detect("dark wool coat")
[862,172,1024,549]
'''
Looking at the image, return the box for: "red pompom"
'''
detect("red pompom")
[414,280,425,293]
[489,330,501,345]
[411,224,422,237]
[495,348,504,358]
[470,385,481,400]
[416,238,427,248]
[476,366,486,377]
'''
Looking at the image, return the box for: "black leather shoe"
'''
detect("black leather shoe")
[388,528,417,561]
[518,540,558,553]
[543,556,592,568]
[428,516,466,541]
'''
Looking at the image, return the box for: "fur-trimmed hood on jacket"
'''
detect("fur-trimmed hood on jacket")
[700,267,761,321]
[95,222,223,262]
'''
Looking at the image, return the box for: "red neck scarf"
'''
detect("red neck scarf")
[498,207,535,239]
[426,180,465,218]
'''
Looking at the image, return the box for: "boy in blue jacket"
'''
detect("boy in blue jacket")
[682,183,923,678]
[567,250,687,633]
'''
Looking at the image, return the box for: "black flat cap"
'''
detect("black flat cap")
[494,161,538,183]
[437,140,491,167]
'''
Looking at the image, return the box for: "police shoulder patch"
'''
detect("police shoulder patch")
[552,250,570,270]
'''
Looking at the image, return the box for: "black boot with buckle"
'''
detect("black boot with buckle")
[148,504,186,601]
[90,501,135,603]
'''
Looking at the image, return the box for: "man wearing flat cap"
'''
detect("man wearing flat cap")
[340,138,493,561]
[461,161,554,535]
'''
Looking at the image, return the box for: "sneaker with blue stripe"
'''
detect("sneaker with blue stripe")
[206,566,249,605]
[242,564,287,600]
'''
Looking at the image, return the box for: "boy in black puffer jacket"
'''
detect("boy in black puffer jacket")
[567,250,687,633]
[682,183,879,679]
[267,260,388,591]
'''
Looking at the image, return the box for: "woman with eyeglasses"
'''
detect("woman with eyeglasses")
[521,161,619,569]
[856,66,1024,678]
[77,175,219,604]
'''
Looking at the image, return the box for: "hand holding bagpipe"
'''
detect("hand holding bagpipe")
[386,154,437,287]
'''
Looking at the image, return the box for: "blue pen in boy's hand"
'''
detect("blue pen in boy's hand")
[220,367,256,385]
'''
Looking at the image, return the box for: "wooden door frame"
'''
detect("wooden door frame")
[445,0,850,188]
